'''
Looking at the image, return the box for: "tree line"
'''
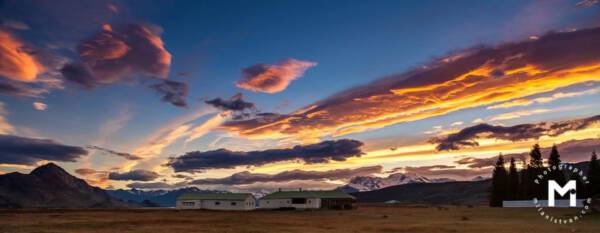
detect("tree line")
[490,144,600,207]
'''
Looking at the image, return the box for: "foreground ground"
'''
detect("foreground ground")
[0,205,599,233]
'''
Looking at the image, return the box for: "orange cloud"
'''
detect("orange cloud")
[236,58,316,93]
[0,30,44,82]
[222,27,600,140]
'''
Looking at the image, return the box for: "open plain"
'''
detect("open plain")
[0,205,599,233]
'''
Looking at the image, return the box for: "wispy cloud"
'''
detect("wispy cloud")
[132,107,216,157]
[167,139,364,172]
[0,102,15,134]
[86,145,142,160]
[189,165,382,185]
[487,87,599,109]
[108,169,159,181]
[576,0,598,8]
[489,108,552,121]
[185,112,230,144]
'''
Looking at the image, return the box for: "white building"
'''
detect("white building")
[176,193,256,210]
[503,199,587,208]
[259,190,356,210]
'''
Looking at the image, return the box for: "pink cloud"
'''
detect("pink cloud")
[236,58,316,93]
[62,24,172,88]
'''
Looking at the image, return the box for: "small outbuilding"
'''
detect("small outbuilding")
[176,193,256,210]
[259,190,356,210]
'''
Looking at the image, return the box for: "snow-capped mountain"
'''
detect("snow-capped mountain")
[337,173,456,192]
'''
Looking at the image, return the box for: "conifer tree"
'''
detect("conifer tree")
[507,157,520,200]
[587,150,600,197]
[529,144,543,169]
[547,145,566,186]
[569,171,586,199]
[490,154,508,207]
[524,144,545,199]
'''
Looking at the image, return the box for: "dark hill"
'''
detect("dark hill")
[0,163,126,208]
[352,179,491,205]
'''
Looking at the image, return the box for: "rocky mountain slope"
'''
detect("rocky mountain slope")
[0,163,126,208]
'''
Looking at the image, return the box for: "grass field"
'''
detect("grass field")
[0,205,599,233]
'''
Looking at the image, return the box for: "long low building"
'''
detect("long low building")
[259,190,356,210]
[176,193,256,210]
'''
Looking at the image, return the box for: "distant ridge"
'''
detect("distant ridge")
[0,163,127,208]
[352,179,491,205]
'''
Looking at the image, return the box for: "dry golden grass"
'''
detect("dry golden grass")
[0,204,598,233]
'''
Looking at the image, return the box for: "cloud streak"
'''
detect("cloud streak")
[236,58,316,93]
[86,145,142,160]
[167,139,364,172]
[0,134,88,165]
[430,114,600,151]
[108,169,159,181]
[190,165,382,185]
[222,28,600,140]
[487,87,599,109]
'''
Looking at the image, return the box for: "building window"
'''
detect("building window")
[182,202,195,206]
[215,201,220,205]
[231,202,237,206]
[292,198,307,204]
[266,201,270,204]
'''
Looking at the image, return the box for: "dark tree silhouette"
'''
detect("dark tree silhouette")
[547,145,566,186]
[507,157,520,200]
[490,154,508,207]
[587,150,600,198]
[522,144,546,199]
[569,172,586,199]
[529,144,544,169]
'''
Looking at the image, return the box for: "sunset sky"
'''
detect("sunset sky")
[1,0,600,192]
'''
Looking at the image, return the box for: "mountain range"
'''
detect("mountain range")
[336,173,459,193]
[0,163,126,208]
[107,187,225,207]
[12,162,599,208]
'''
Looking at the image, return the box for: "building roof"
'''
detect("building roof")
[177,193,254,201]
[260,190,356,200]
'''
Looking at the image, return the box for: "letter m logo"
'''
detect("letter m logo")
[548,180,576,207]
